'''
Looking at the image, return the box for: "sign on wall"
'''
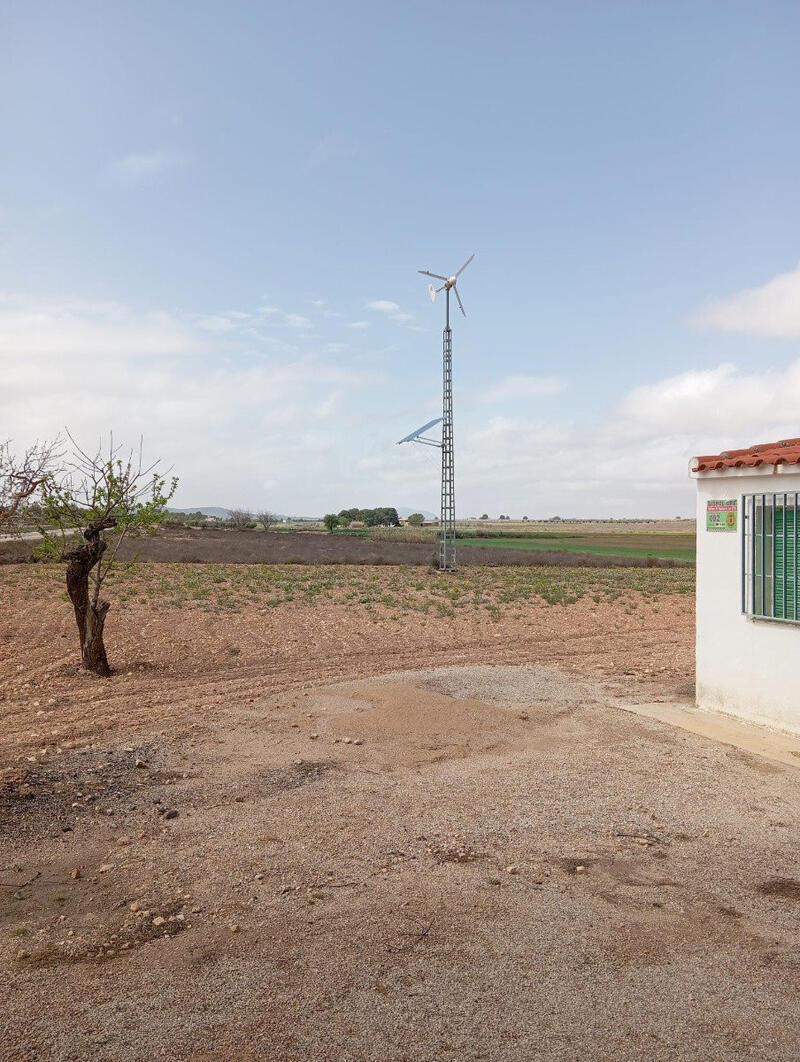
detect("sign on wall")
[706,499,738,532]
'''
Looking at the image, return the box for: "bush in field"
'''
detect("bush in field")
[163,510,207,528]
[0,437,62,530]
[228,509,255,530]
[480,513,489,520]
[406,513,424,526]
[323,513,339,532]
[257,510,277,530]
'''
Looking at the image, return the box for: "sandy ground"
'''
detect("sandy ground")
[1,567,799,1061]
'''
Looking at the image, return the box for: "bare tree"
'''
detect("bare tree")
[38,434,177,677]
[228,509,254,530]
[257,510,277,530]
[0,437,62,530]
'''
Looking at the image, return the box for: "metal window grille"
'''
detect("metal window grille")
[742,492,800,622]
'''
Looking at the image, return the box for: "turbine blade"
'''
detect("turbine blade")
[455,253,474,278]
[418,270,448,281]
[454,286,466,317]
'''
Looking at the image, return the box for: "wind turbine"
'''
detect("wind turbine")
[397,253,475,572]
[419,253,474,324]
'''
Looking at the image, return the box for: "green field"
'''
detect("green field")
[456,533,696,562]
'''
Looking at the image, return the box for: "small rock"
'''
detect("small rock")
[309,733,319,740]
[116,836,130,847]
[70,868,81,880]
[130,901,140,912]
[342,738,352,745]
[575,865,586,874]
[505,865,518,875]
[135,759,147,769]
[229,923,240,933]
[16,949,30,959]
[488,877,502,886]
[152,916,166,927]
[98,864,114,873]
[353,738,363,746]
[163,809,178,820]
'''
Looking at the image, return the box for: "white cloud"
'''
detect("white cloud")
[347,321,370,330]
[0,292,381,511]
[482,374,565,401]
[285,313,312,329]
[366,299,415,326]
[615,361,800,437]
[692,262,800,337]
[197,314,236,334]
[0,295,200,358]
[8,286,799,517]
[109,150,183,184]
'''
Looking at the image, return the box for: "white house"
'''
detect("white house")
[691,436,800,735]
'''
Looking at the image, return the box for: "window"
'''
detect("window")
[742,493,800,622]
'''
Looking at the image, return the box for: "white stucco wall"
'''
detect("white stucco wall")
[694,466,800,734]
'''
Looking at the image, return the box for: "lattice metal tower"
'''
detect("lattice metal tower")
[397,254,474,573]
[439,295,456,570]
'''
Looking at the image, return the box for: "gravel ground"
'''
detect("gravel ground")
[1,656,798,1062]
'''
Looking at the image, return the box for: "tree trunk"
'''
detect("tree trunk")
[64,534,111,677]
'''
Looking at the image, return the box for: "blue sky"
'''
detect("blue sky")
[3,1,800,517]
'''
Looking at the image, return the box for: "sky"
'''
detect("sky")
[2,1,800,518]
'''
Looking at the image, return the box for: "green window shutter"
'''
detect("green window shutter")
[774,508,797,619]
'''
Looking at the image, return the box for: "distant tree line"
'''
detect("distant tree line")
[337,507,400,527]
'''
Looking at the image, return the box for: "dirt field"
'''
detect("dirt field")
[1,563,799,1062]
[0,528,691,569]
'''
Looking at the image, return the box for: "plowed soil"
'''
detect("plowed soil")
[0,527,689,568]
[1,563,798,1062]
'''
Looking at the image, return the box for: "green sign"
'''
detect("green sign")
[706,499,737,532]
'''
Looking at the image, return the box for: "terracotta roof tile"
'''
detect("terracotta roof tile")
[693,437,800,472]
